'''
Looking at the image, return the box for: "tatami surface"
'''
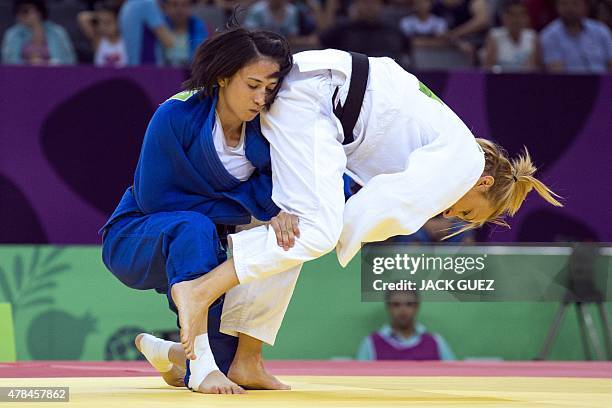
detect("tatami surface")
[1,361,610,407]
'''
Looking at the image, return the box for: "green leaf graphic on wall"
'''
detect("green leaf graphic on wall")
[0,248,67,313]
[0,247,96,359]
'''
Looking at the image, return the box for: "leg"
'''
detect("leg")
[133,297,238,388]
[134,333,186,387]
[221,266,302,346]
[222,267,301,389]
[227,333,290,390]
[171,258,240,360]
[102,211,243,393]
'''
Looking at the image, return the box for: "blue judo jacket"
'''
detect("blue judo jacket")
[101,90,280,232]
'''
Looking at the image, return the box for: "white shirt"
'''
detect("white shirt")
[94,37,127,67]
[400,15,448,37]
[490,27,536,72]
[212,113,255,181]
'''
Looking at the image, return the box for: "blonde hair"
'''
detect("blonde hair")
[446,138,563,237]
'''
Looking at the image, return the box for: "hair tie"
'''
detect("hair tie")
[512,174,518,182]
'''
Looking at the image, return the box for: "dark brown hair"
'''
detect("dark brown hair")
[183,24,292,108]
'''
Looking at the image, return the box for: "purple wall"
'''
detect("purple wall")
[1,66,611,244]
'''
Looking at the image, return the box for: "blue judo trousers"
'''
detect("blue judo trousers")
[100,90,280,377]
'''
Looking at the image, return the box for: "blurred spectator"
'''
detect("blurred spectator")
[319,0,408,60]
[433,0,492,58]
[400,0,448,39]
[244,0,300,36]
[78,1,127,67]
[524,0,557,30]
[213,0,256,18]
[293,0,322,35]
[484,0,540,72]
[289,0,329,51]
[159,0,208,66]
[2,0,76,65]
[119,0,175,65]
[540,0,612,72]
[357,290,455,361]
[381,0,414,27]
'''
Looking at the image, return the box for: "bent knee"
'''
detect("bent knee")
[298,218,343,257]
[171,211,216,236]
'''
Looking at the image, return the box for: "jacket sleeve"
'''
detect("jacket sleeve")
[1,27,23,64]
[335,129,485,267]
[54,26,76,65]
[247,172,281,220]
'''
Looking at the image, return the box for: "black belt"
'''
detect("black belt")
[332,52,370,145]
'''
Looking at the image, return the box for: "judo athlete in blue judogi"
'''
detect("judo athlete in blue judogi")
[100,27,294,394]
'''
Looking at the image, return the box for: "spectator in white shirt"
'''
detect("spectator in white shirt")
[400,0,448,38]
[484,0,540,72]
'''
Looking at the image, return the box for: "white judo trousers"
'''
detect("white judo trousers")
[221,62,347,344]
[220,50,485,345]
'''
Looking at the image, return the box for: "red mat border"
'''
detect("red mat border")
[1,361,611,379]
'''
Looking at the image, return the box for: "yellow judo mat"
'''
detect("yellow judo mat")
[1,375,611,408]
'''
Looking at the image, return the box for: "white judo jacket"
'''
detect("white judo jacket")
[222,50,486,345]
[292,50,486,266]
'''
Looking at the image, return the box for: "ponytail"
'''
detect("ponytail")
[477,138,562,224]
[507,148,562,215]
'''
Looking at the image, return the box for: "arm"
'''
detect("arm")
[54,26,77,65]
[434,334,456,361]
[483,31,497,69]
[447,0,491,40]
[153,26,175,49]
[412,36,449,47]
[143,0,174,49]
[356,336,375,361]
[336,121,484,267]
[529,33,542,71]
[540,31,565,72]
[1,28,23,64]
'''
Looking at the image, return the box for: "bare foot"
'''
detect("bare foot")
[228,356,290,390]
[171,280,209,360]
[135,334,185,387]
[195,370,245,394]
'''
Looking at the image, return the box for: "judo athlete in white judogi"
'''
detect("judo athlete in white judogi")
[170,49,561,392]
